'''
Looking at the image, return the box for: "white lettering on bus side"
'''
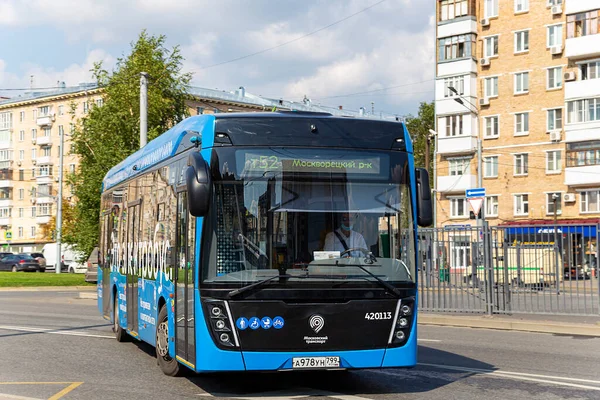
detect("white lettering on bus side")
[107,240,172,281]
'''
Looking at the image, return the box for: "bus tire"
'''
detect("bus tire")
[113,294,128,342]
[156,305,180,376]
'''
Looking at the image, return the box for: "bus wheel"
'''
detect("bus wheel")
[156,306,180,376]
[113,295,128,342]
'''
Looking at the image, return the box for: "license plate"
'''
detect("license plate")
[292,356,340,369]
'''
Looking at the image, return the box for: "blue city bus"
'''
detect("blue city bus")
[97,111,432,375]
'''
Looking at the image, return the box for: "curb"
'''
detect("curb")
[0,286,96,292]
[419,314,600,337]
[78,292,98,300]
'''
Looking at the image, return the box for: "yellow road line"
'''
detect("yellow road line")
[48,382,83,400]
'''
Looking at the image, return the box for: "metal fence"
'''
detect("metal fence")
[418,224,600,316]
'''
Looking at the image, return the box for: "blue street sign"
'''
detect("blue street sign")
[466,188,486,198]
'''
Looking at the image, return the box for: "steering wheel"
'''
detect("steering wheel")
[340,247,371,258]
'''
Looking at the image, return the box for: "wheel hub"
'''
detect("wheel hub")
[157,321,169,357]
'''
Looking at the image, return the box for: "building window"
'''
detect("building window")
[515,0,528,13]
[196,106,205,115]
[38,165,51,177]
[31,207,36,218]
[18,189,24,200]
[19,111,25,122]
[547,151,562,173]
[566,141,600,167]
[96,98,104,107]
[515,113,529,135]
[0,112,12,130]
[58,105,64,116]
[19,130,24,141]
[31,129,37,139]
[484,0,498,18]
[567,98,600,123]
[69,164,76,174]
[18,227,23,238]
[547,24,563,48]
[484,156,498,177]
[450,198,467,218]
[546,193,562,215]
[548,0,563,5]
[547,108,563,131]
[444,114,464,136]
[581,61,600,80]
[581,190,600,213]
[514,194,529,215]
[484,76,498,97]
[547,67,562,90]
[39,204,52,216]
[18,208,23,218]
[484,116,499,138]
[439,0,471,21]
[42,147,51,157]
[449,158,469,176]
[31,148,37,160]
[19,150,24,160]
[567,11,600,39]
[438,34,476,62]
[486,195,499,217]
[42,127,51,137]
[83,101,89,114]
[514,153,529,175]
[0,208,11,218]
[32,109,37,121]
[32,168,36,178]
[514,72,529,94]
[18,170,24,181]
[514,30,529,53]
[30,226,36,238]
[484,36,499,57]
[444,76,465,97]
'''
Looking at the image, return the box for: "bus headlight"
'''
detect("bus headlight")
[389,297,415,347]
[203,299,239,349]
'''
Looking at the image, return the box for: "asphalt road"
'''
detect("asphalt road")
[1,290,599,400]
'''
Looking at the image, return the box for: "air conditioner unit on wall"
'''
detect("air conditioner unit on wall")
[551,46,563,55]
[481,18,490,27]
[480,58,490,66]
[564,71,576,81]
[563,193,576,203]
[550,131,561,141]
[479,98,490,106]
[551,6,562,15]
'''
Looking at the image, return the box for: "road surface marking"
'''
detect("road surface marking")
[0,394,41,400]
[48,382,83,400]
[198,388,372,400]
[369,363,600,391]
[0,325,113,339]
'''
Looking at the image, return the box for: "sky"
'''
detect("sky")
[0,0,435,116]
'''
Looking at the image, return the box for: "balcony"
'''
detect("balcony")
[36,175,53,184]
[565,79,600,100]
[565,121,600,143]
[36,216,51,225]
[436,97,477,115]
[34,156,53,165]
[35,196,53,204]
[0,200,12,207]
[438,58,477,77]
[0,180,12,188]
[565,35,600,60]
[438,17,477,38]
[565,165,600,186]
[437,174,477,194]
[437,135,477,155]
[0,141,12,150]
[36,115,54,127]
[566,1,600,15]
[36,136,52,146]
[0,217,10,226]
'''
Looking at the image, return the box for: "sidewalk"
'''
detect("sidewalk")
[419,312,600,337]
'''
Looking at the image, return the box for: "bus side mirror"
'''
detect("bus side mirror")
[186,152,212,217]
[416,168,433,227]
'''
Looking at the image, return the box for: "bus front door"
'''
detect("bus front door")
[175,190,196,368]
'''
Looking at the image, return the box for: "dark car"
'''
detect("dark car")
[0,254,42,272]
[563,266,590,280]
[85,247,99,283]
[20,252,46,272]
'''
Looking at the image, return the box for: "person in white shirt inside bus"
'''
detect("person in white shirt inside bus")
[324,212,368,257]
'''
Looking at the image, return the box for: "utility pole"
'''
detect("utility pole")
[55,125,64,274]
[140,72,148,148]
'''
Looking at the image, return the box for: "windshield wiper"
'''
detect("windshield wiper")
[335,262,401,298]
[228,274,292,299]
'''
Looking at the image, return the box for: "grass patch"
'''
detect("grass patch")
[0,272,95,287]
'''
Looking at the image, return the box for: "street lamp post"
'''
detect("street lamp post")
[553,193,560,293]
[55,125,64,274]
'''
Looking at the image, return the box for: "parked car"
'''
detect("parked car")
[563,266,591,280]
[0,252,13,260]
[0,254,42,272]
[20,252,46,272]
[85,247,99,283]
[42,243,86,273]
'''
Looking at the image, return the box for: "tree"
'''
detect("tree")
[64,31,191,257]
[404,101,434,181]
[40,198,77,242]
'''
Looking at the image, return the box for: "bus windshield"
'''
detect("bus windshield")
[201,148,416,287]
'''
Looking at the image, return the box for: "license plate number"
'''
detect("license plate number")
[292,356,340,369]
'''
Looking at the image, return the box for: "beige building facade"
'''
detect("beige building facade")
[435,0,600,229]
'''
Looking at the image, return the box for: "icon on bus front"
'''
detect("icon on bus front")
[236,317,249,330]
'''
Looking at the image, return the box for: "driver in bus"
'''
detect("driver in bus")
[323,212,368,257]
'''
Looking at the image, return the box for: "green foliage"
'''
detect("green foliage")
[405,101,435,179]
[64,31,191,257]
[0,272,94,287]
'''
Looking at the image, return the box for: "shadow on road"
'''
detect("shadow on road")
[0,323,111,338]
